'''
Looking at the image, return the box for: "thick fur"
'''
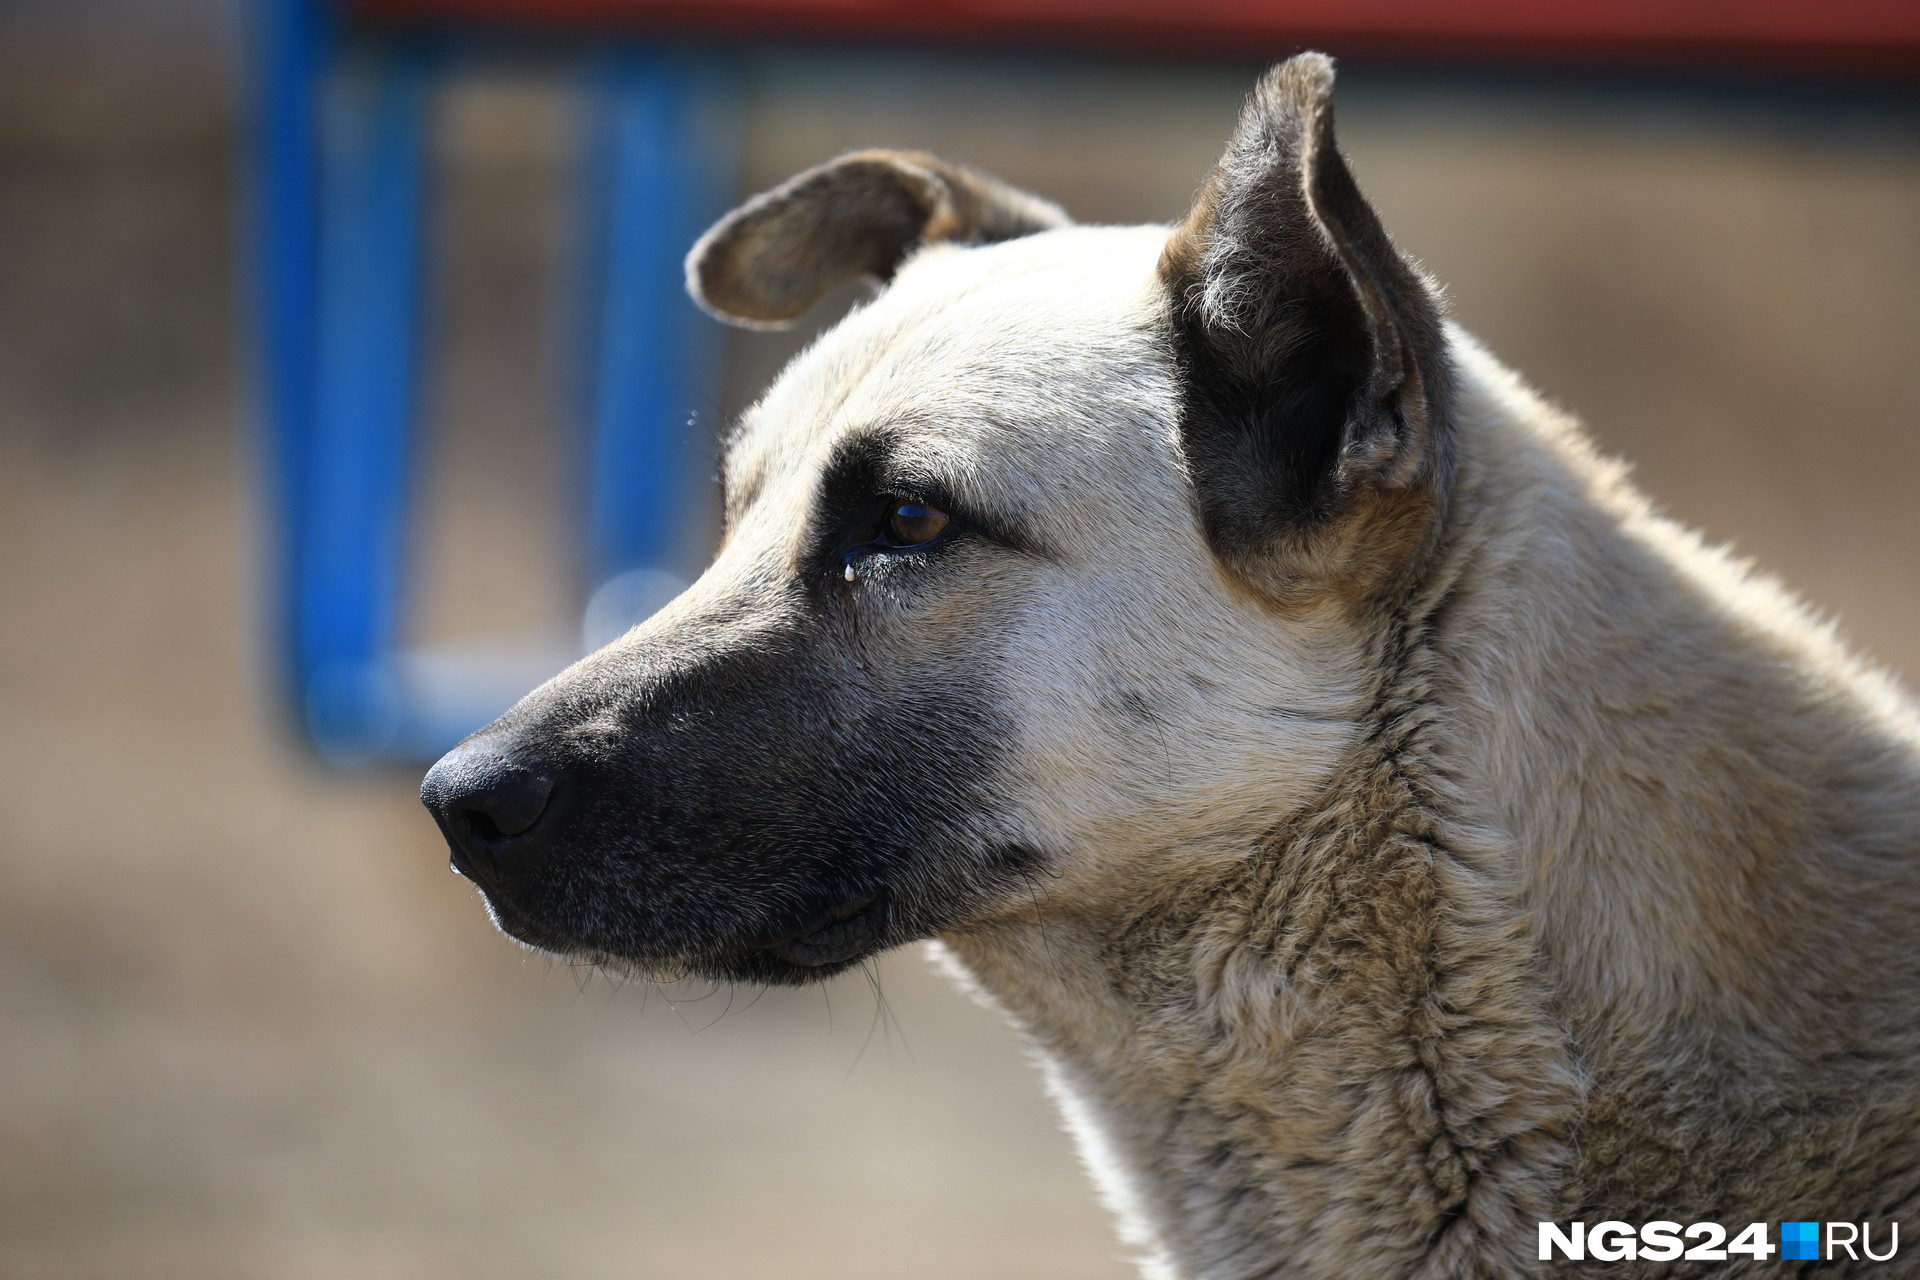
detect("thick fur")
[425,53,1920,1278]
[943,330,1920,1275]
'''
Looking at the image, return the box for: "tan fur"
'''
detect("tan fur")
[478,54,1920,1279]
[935,330,1920,1276]
[687,108,1920,1275]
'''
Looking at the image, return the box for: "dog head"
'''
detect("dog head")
[421,54,1453,985]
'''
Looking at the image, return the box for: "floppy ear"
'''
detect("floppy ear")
[1161,53,1453,609]
[687,149,1070,329]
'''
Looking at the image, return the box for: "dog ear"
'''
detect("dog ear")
[1162,53,1453,608]
[687,150,1070,328]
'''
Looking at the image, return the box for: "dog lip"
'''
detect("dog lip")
[762,889,886,967]
[468,883,897,980]
[470,890,574,956]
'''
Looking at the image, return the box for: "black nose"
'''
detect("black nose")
[420,742,558,887]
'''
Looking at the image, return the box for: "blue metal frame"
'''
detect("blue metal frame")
[252,0,328,735]
[250,1,736,764]
[303,42,431,762]
[584,54,738,590]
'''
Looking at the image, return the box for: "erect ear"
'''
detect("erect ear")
[686,149,1070,329]
[1161,53,1453,609]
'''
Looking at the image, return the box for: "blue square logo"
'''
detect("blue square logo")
[1782,1221,1821,1261]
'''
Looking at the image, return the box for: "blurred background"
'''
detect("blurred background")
[1,1,1917,1277]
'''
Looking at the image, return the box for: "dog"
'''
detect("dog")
[422,53,1920,1277]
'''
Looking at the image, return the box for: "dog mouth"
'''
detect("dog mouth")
[758,889,887,968]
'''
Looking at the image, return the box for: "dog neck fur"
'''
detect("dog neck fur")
[937,329,1920,1277]
[936,348,1582,1273]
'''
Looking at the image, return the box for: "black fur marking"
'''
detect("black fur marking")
[1160,54,1454,603]
[430,533,1035,986]
[1167,288,1374,544]
[801,427,1046,592]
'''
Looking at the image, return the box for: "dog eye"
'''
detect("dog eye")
[882,499,951,548]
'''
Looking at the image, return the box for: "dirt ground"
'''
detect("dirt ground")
[1,12,1917,1279]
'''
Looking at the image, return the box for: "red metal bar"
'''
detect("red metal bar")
[349,0,1920,74]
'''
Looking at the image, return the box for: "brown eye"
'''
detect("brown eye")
[884,499,951,548]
